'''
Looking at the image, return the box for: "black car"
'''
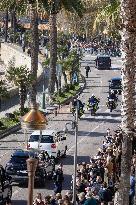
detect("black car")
[109,77,122,94]
[5,150,47,187]
[95,55,111,70]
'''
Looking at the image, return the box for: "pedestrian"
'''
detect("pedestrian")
[84,191,97,205]
[85,65,91,78]
[33,193,44,205]
[53,165,64,194]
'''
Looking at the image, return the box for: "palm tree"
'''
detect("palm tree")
[93,0,120,35]
[6,63,33,115]
[118,0,136,203]
[4,9,9,42]
[28,0,39,107]
[42,0,84,96]
[0,80,9,110]
[92,1,135,204]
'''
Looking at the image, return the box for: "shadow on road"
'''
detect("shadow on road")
[12,200,27,205]
[77,131,106,138]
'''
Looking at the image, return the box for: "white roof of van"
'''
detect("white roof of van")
[31,130,57,136]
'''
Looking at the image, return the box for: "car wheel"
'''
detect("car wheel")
[57,150,60,158]
[39,177,46,187]
[62,146,67,158]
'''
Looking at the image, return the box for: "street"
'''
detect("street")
[0,53,121,205]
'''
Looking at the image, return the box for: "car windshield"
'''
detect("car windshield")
[29,135,39,142]
[10,156,28,164]
[111,80,121,88]
[98,57,110,62]
[41,135,54,143]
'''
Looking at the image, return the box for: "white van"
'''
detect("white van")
[27,130,67,158]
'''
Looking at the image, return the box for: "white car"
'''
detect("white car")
[27,130,67,158]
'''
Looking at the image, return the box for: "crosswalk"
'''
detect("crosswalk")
[81,108,121,122]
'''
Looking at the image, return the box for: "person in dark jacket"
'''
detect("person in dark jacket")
[98,182,112,204]
[84,191,97,205]
[85,65,91,78]
[53,165,64,194]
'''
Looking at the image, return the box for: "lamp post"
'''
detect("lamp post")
[73,102,78,205]
[21,104,48,205]
[27,158,38,205]
[65,100,79,205]
[42,69,46,109]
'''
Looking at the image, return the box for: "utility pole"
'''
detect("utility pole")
[73,100,78,205]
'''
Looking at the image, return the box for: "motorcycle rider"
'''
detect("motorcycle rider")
[108,90,117,101]
[107,90,117,110]
[38,151,50,162]
[88,94,99,111]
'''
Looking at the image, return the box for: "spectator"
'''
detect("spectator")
[78,192,86,205]
[33,193,44,205]
[84,191,97,205]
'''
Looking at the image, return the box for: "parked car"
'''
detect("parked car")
[27,130,67,159]
[95,55,111,70]
[109,77,122,94]
[5,150,51,187]
[0,165,12,205]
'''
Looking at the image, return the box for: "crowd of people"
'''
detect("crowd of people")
[33,128,135,205]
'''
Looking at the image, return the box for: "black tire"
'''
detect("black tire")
[57,150,60,158]
[62,146,67,158]
[39,176,46,187]
[110,107,112,112]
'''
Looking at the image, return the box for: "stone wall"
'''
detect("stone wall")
[0,43,43,96]
[1,42,43,77]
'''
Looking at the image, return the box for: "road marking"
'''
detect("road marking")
[68,121,104,152]
[83,115,121,121]
[0,151,9,161]
[12,188,22,197]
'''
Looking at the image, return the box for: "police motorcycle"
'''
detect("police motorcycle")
[71,99,85,119]
[38,151,55,179]
[106,91,118,112]
[87,94,100,115]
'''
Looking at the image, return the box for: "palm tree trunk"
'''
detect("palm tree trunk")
[48,13,57,95]
[11,9,17,43]
[5,9,8,42]
[19,88,25,116]
[29,5,39,107]
[118,1,136,204]
[62,71,67,86]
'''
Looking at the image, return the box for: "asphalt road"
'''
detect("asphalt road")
[0,53,121,205]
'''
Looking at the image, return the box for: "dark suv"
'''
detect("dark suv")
[95,55,111,70]
[5,150,46,187]
[109,77,122,94]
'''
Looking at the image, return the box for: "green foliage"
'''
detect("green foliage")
[6,61,33,87]
[41,0,85,17]
[13,107,30,118]
[53,83,80,104]
[0,117,18,130]
[0,80,9,99]
[93,0,120,34]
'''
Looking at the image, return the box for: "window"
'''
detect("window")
[40,135,54,143]
[10,156,28,164]
[29,135,39,142]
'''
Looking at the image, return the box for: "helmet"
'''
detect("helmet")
[111,90,114,94]
[92,94,95,97]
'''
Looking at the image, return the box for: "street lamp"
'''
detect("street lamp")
[65,100,79,205]
[42,69,46,109]
[21,104,47,205]
[27,158,38,205]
